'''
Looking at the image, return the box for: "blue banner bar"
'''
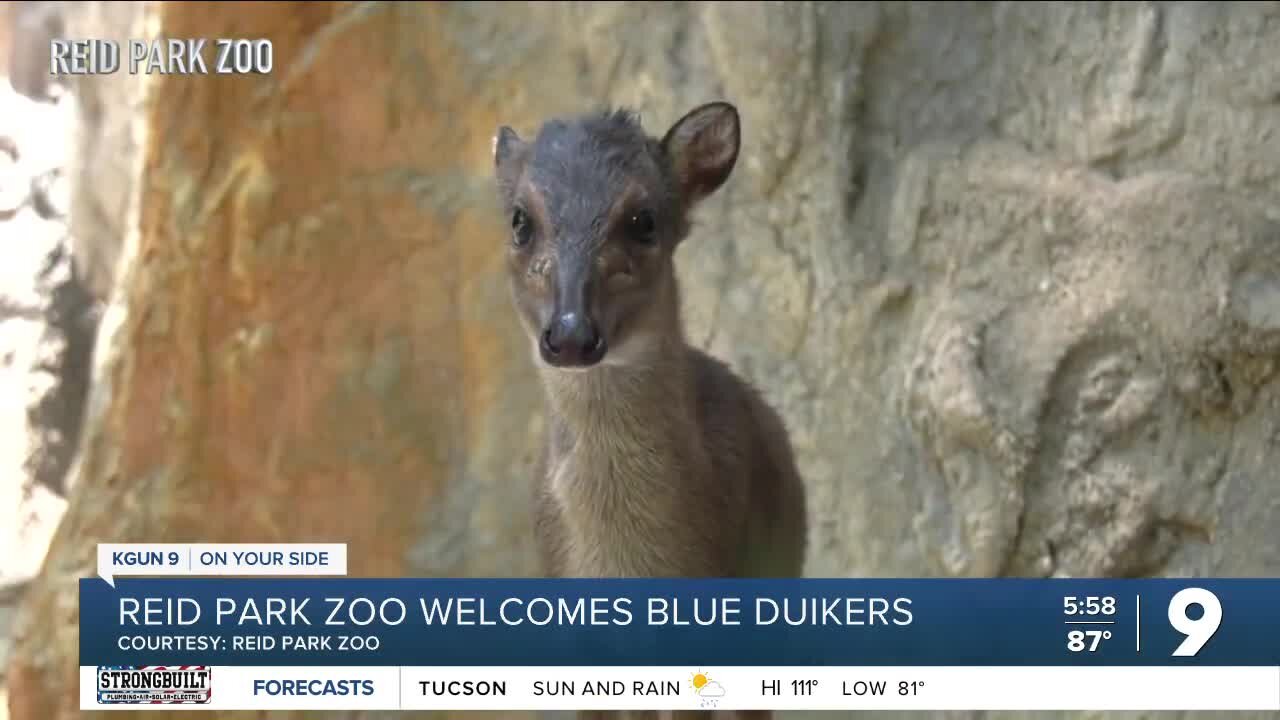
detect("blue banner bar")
[80,578,1278,667]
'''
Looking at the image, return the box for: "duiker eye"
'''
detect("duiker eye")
[626,209,656,244]
[511,208,533,248]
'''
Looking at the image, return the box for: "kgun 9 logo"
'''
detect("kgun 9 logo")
[1167,587,1222,658]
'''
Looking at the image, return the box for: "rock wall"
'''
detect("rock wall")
[0,1,119,709]
[4,2,62,102]
[7,2,1280,719]
[6,1,148,302]
[59,1,150,304]
[0,3,149,718]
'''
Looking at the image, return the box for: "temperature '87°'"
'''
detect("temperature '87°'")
[1067,629,1111,652]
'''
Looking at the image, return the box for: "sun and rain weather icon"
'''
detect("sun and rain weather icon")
[689,670,726,708]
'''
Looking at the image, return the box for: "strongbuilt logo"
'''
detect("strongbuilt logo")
[96,665,212,704]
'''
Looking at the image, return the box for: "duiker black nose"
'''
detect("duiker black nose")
[540,311,606,368]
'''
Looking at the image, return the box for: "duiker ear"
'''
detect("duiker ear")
[493,126,524,168]
[660,102,741,206]
[493,126,526,201]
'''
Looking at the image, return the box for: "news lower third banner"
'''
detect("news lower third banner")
[79,544,1280,711]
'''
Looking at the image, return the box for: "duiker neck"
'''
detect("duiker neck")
[537,278,692,435]
[539,336,688,429]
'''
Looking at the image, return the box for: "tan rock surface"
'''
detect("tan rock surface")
[8,2,549,718]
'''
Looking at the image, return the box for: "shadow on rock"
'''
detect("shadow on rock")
[23,241,100,498]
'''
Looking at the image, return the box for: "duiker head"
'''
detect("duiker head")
[492,102,741,370]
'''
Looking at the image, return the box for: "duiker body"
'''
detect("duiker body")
[492,103,807,718]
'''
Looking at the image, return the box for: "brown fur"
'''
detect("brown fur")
[494,103,808,720]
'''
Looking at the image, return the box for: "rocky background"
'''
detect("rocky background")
[3,1,1280,719]
[0,1,106,717]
